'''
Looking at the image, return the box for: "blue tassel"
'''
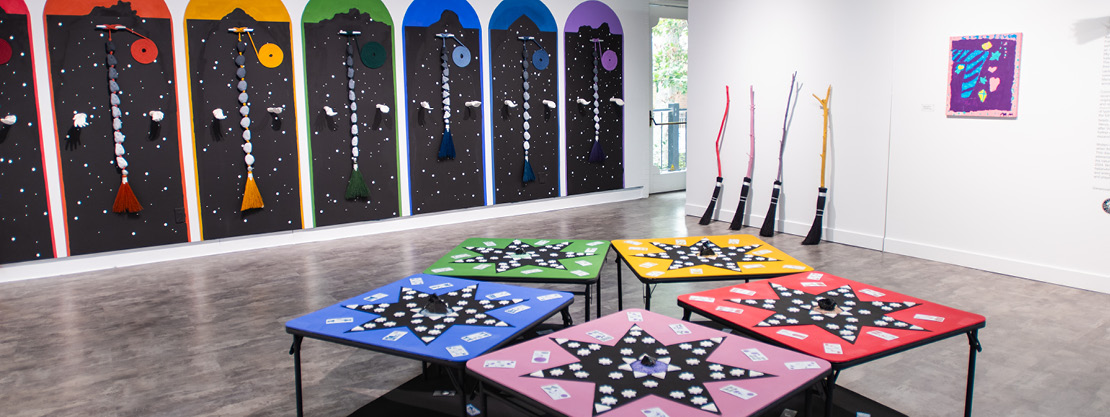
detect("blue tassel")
[438,130,456,159]
[588,139,605,163]
[522,159,536,183]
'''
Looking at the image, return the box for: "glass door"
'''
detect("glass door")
[649,5,688,193]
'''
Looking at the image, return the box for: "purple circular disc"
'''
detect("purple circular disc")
[601,50,618,71]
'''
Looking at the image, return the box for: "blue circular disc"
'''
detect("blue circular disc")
[452,45,471,68]
[532,49,549,71]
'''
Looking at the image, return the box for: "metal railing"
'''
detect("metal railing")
[650,104,687,172]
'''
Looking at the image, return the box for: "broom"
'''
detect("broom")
[729,86,755,229]
[698,85,730,225]
[802,86,831,245]
[760,72,797,237]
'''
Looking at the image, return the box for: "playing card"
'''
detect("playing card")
[638,262,658,268]
[668,323,692,335]
[783,265,807,270]
[689,268,704,275]
[585,248,599,254]
[429,283,453,290]
[727,239,740,244]
[325,317,354,325]
[462,331,492,342]
[776,329,809,340]
[574,260,593,266]
[483,360,517,368]
[753,249,772,255]
[521,269,543,274]
[801,282,827,287]
[715,306,744,314]
[587,241,605,246]
[624,240,643,245]
[483,241,497,246]
[540,384,571,400]
[860,288,886,297]
[446,345,469,358]
[409,277,424,285]
[867,330,899,341]
[570,270,590,276]
[641,407,670,417]
[913,313,945,322]
[534,240,550,246]
[806,272,824,280]
[784,361,821,370]
[730,287,757,296]
[531,350,551,363]
[646,271,665,277]
[629,247,650,252]
[823,343,843,355]
[720,384,757,400]
[586,330,614,342]
[431,267,454,273]
[689,295,715,302]
[742,264,765,269]
[741,348,769,362]
[363,293,389,302]
[504,305,531,314]
[627,311,644,322]
[382,330,407,341]
[472,263,493,270]
[675,239,687,245]
[486,291,511,300]
[537,293,564,301]
[451,253,472,259]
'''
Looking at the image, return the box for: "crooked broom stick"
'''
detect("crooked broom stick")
[698,85,730,225]
[729,86,755,230]
[803,86,831,245]
[760,72,797,237]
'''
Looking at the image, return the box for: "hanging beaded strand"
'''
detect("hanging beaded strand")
[519,36,536,183]
[340,30,370,200]
[436,33,456,159]
[233,27,264,211]
[588,38,604,163]
[100,25,142,213]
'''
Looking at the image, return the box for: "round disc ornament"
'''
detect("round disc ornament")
[361,41,386,68]
[257,43,284,68]
[130,38,158,64]
[531,48,549,71]
[0,38,11,65]
[1103,198,1110,214]
[452,45,471,67]
[601,49,618,71]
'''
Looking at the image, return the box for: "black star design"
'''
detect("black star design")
[728,283,928,343]
[343,285,526,344]
[633,238,779,272]
[453,240,593,273]
[525,325,774,415]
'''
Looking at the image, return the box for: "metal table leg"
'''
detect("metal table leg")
[596,277,602,318]
[584,283,592,321]
[823,369,840,417]
[289,335,304,417]
[965,329,982,417]
[682,308,692,321]
[643,284,654,310]
[445,366,468,417]
[560,307,573,327]
[615,255,623,311]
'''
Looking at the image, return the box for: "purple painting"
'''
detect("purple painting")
[946,33,1022,118]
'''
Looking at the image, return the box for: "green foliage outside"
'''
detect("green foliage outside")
[652,18,688,172]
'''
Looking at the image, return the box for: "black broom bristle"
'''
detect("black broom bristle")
[802,187,827,245]
[698,177,724,225]
[759,180,782,237]
[728,177,752,230]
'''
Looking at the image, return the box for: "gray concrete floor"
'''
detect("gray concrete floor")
[1,192,1107,416]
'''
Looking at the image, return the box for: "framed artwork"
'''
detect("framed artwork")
[947,33,1022,118]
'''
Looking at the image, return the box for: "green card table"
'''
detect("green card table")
[677,271,986,417]
[610,234,812,310]
[425,238,612,321]
[285,274,574,416]
[467,309,831,417]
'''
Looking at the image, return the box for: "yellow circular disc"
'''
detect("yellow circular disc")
[257,43,284,68]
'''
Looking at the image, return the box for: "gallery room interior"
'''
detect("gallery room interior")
[1,0,1108,416]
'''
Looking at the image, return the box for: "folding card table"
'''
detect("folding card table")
[425,238,612,321]
[285,274,574,416]
[677,271,986,417]
[610,234,811,310]
[467,309,831,417]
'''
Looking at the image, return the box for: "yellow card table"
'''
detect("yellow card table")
[610,234,812,310]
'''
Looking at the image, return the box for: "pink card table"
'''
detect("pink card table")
[677,271,986,417]
[467,309,830,417]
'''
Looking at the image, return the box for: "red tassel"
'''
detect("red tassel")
[112,180,143,213]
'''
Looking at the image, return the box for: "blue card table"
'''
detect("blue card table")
[285,274,574,416]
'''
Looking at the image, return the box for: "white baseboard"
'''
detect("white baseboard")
[0,188,645,283]
[685,203,885,250]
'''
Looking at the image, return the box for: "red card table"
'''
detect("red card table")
[677,271,986,417]
[610,234,812,310]
[425,238,612,322]
[285,274,574,416]
[467,309,831,417]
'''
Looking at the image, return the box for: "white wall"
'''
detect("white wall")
[1,0,651,282]
[687,0,1110,293]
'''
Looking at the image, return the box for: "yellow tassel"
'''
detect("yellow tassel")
[112,180,143,213]
[241,174,264,211]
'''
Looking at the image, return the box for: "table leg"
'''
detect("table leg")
[584,283,592,322]
[561,307,573,327]
[289,335,304,417]
[596,277,602,318]
[642,284,653,310]
[965,329,982,417]
[682,308,691,321]
[615,255,623,311]
[479,381,488,416]
[823,370,840,417]
[445,367,468,417]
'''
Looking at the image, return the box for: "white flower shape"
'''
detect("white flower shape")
[598,357,612,366]
[700,341,714,347]
[766,319,781,325]
[642,337,656,344]
[686,358,700,366]
[730,369,745,377]
[692,348,707,355]
[786,319,799,324]
[601,396,617,406]
[383,321,396,327]
[406,302,418,308]
[589,344,601,351]
[670,391,686,399]
[550,369,564,376]
[568,363,582,371]
[655,348,669,356]
[465,318,477,324]
[443,317,456,323]
[629,330,642,337]
[708,364,723,371]
[623,337,637,344]
[621,389,637,398]
[577,349,590,356]
[374,317,387,322]
[688,386,704,395]
[690,396,707,405]
[620,348,633,356]
[575,371,589,379]
[599,385,614,394]
[826,324,840,330]
[643,380,659,388]
[609,372,623,379]
[710,372,725,380]
[414,326,427,332]
[427,329,440,335]
[393,312,405,317]
[679,372,695,381]
[787,307,800,313]
[465,309,478,314]
[475,313,488,319]
[679,343,692,350]
[567,342,580,348]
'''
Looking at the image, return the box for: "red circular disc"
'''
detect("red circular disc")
[130,38,158,64]
[0,38,12,65]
